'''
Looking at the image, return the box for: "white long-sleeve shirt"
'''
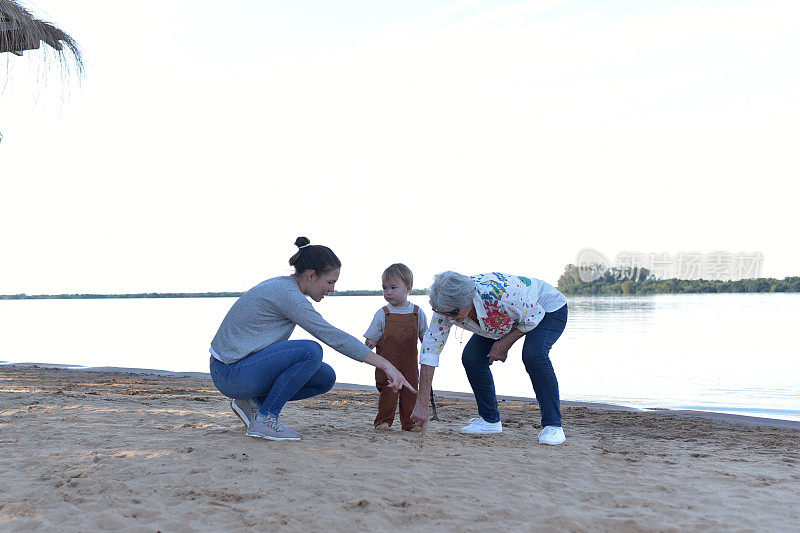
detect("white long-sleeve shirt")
[419,272,567,367]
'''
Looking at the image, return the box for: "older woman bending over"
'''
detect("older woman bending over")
[411,271,568,445]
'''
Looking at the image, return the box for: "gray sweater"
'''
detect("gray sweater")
[210,275,372,364]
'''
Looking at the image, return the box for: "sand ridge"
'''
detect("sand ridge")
[1,365,799,531]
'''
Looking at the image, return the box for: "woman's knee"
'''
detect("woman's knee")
[316,363,336,393]
[523,330,557,361]
[297,339,324,363]
[462,344,489,369]
[522,350,552,369]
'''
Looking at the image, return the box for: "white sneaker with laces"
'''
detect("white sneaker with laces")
[538,425,566,445]
[460,417,502,434]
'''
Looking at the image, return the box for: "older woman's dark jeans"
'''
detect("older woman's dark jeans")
[462,303,568,427]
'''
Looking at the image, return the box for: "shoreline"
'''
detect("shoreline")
[3,288,799,300]
[4,361,798,430]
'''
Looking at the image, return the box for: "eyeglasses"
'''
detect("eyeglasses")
[436,308,460,317]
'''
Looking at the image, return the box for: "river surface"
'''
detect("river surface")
[2,293,798,421]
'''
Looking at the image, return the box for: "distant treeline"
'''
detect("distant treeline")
[0,289,430,300]
[557,264,800,295]
[0,292,244,300]
[11,271,799,299]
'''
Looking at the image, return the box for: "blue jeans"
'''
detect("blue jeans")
[461,303,568,427]
[210,340,335,418]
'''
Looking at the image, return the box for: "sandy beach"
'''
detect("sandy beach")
[1,365,799,532]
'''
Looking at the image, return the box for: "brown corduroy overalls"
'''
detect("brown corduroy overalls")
[374,305,420,430]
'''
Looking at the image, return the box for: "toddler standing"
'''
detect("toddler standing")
[364,264,428,430]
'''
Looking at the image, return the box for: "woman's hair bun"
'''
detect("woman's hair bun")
[288,236,341,273]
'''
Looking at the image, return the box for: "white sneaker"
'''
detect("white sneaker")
[538,426,566,445]
[460,417,502,434]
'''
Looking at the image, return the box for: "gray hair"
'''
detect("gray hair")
[429,271,474,312]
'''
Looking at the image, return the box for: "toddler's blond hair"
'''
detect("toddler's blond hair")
[382,263,413,290]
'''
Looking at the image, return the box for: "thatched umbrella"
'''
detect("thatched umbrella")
[1,0,83,143]
[0,0,82,69]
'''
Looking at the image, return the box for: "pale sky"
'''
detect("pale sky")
[1,0,798,294]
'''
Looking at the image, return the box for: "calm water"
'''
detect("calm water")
[1,294,799,422]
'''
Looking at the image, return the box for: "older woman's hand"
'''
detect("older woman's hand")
[487,329,526,364]
[487,343,509,365]
[411,399,430,435]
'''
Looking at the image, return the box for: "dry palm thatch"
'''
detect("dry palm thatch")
[1,0,83,143]
[0,0,83,73]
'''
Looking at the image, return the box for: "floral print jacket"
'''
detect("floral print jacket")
[419,272,566,367]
